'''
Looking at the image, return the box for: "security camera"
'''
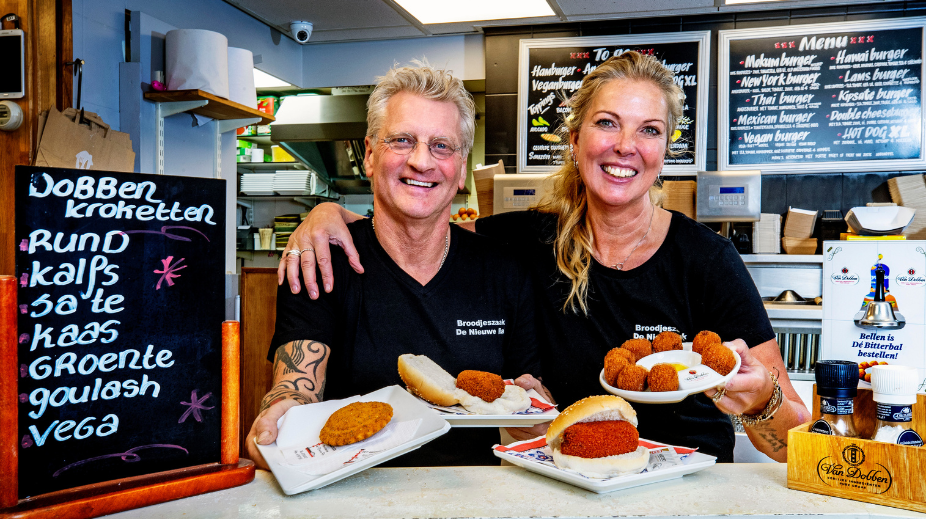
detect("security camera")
[290,21,313,44]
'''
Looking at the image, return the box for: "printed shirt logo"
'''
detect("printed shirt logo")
[455,318,506,337]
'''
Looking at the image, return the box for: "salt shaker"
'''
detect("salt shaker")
[870,365,923,446]
[811,360,859,437]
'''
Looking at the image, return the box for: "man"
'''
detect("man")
[246,62,544,469]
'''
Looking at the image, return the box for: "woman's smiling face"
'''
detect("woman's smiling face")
[570,78,669,210]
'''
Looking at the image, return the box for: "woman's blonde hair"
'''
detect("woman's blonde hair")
[535,51,684,314]
[367,60,476,158]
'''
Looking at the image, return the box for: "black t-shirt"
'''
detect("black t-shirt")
[270,219,541,466]
[476,210,775,462]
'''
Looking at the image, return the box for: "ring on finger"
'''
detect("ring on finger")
[711,387,727,403]
[285,250,302,257]
[300,248,315,254]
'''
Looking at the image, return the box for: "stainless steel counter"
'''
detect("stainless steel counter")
[105,465,925,519]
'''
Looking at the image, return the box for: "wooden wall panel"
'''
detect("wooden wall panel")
[0,0,69,276]
[239,268,278,458]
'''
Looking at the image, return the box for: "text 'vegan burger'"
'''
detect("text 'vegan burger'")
[546,395,649,477]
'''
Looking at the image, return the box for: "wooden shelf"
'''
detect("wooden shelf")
[144,89,275,126]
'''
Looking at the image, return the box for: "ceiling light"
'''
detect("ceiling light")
[253,69,290,88]
[394,0,555,24]
[725,0,787,3]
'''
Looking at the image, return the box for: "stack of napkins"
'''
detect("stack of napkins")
[661,181,696,219]
[888,174,926,239]
[239,173,274,195]
[753,213,781,254]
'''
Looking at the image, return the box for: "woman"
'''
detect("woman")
[280,52,808,462]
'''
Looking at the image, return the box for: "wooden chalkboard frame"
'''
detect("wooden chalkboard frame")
[0,277,254,518]
[517,32,711,175]
[719,18,926,173]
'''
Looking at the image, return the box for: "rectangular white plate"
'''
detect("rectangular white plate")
[494,439,717,493]
[257,385,450,495]
[410,388,559,427]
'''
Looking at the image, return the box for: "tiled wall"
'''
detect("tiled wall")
[483,2,926,219]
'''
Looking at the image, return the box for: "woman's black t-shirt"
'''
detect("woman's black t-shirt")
[476,210,775,462]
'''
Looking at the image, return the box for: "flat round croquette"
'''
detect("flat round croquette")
[620,339,653,362]
[560,420,639,458]
[692,330,721,354]
[604,348,630,386]
[652,331,683,353]
[616,364,648,392]
[456,370,505,402]
[319,401,393,447]
[701,343,737,376]
[647,363,680,392]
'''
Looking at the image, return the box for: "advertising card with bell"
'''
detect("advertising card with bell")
[822,240,926,380]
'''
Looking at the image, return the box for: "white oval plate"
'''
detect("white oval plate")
[599,343,741,404]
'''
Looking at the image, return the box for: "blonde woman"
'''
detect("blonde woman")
[282,52,808,463]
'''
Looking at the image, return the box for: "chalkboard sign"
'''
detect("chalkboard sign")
[518,32,710,174]
[13,166,226,499]
[719,18,926,173]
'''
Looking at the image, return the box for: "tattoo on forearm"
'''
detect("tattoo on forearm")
[752,422,787,453]
[263,341,331,412]
[300,340,329,379]
[259,388,310,412]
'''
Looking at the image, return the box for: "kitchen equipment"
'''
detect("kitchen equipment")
[492,173,555,214]
[696,170,761,223]
[853,264,905,329]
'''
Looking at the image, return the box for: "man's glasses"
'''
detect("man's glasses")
[378,133,460,160]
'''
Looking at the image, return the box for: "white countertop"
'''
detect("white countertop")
[763,302,823,320]
[105,464,924,519]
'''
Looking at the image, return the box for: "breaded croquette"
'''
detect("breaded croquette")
[647,363,680,392]
[604,348,630,386]
[701,343,737,376]
[692,330,721,354]
[456,370,505,402]
[652,331,683,353]
[319,401,393,446]
[616,364,648,392]
[621,339,653,362]
[560,420,639,458]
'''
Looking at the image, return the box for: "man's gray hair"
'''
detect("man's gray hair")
[367,60,475,158]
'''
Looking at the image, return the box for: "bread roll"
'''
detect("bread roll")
[545,395,648,477]
[397,354,531,414]
[397,354,460,406]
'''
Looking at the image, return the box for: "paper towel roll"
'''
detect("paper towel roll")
[166,29,229,98]
[228,47,257,109]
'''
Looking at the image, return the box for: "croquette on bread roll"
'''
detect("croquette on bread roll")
[397,354,531,414]
[546,395,649,478]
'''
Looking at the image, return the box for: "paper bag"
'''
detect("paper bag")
[33,107,135,172]
[473,160,505,217]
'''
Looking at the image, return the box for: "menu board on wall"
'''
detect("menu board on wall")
[719,18,926,173]
[14,166,226,498]
[518,32,710,174]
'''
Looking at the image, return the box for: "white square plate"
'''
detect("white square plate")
[408,385,559,427]
[256,385,450,495]
[493,437,716,493]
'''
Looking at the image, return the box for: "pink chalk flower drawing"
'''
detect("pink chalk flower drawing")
[154,256,187,289]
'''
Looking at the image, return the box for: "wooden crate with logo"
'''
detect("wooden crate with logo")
[787,387,926,513]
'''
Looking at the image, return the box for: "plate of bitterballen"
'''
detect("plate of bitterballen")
[599,331,741,404]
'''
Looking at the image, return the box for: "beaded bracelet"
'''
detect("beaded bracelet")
[735,370,783,427]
